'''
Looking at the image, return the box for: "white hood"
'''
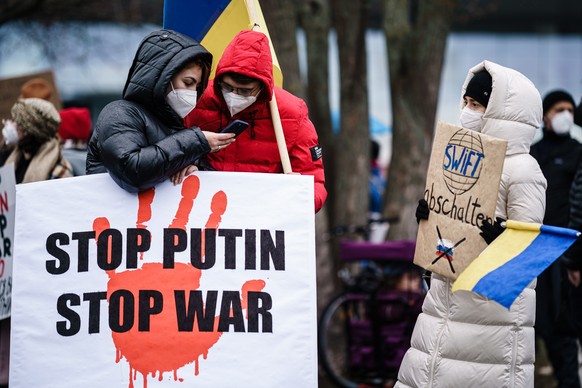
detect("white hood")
[460,60,542,155]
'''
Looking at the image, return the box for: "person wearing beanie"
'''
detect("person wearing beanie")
[0,91,59,154]
[1,98,72,183]
[400,61,547,387]
[529,90,582,387]
[0,97,72,387]
[561,93,582,370]
[541,90,576,135]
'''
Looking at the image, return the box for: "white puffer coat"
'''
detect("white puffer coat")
[396,61,547,388]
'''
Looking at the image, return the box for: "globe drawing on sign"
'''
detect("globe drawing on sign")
[442,129,485,196]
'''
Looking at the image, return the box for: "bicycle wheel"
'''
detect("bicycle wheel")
[318,292,388,388]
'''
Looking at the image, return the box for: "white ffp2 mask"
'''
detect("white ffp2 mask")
[551,110,574,135]
[222,90,257,117]
[2,120,19,145]
[460,107,484,133]
[166,83,197,118]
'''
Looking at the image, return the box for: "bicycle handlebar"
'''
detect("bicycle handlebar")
[339,239,416,262]
[325,216,400,240]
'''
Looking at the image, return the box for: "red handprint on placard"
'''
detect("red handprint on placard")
[92,175,266,388]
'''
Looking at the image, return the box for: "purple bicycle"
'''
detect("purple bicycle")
[318,240,426,387]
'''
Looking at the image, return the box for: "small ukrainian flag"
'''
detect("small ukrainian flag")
[453,220,579,309]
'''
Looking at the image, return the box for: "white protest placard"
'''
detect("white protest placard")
[414,121,507,280]
[11,172,317,388]
[0,164,15,320]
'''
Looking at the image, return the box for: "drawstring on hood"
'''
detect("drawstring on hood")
[249,113,257,139]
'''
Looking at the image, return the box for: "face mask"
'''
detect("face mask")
[166,83,197,118]
[222,90,257,116]
[2,120,19,145]
[550,110,574,135]
[460,106,484,133]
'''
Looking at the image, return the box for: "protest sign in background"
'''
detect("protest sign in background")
[10,172,317,387]
[0,165,15,320]
[0,71,61,120]
[414,121,507,280]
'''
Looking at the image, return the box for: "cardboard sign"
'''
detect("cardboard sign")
[0,165,15,320]
[10,172,317,387]
[414,121,507,280]
[0,71,61,120]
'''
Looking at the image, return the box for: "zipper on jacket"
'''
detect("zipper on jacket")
[427,276,451,388]
[250,112,256,139]
[509,326,518,387]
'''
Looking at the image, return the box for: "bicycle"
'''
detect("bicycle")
[318,238,425,388]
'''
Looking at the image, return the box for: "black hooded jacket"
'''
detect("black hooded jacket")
[564,161,582,270]
[530,129,582,227]
[86,29,212,192]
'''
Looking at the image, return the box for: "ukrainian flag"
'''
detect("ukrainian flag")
[163,0,283,87]
[452,220,579,309]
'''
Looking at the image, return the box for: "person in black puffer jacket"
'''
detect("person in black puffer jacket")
[563,117,582,350]
[530,90,582,388]
[86,29,236,192]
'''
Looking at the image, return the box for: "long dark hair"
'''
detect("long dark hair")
[196,57,211,98]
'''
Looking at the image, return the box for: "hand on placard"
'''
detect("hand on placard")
[415,199,429,224]
[479,217,506,244]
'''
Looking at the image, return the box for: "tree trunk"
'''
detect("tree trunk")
[298,0,337,303]
[331,0,370,233]
[261,0,303,98]
[382,0,456,240]
[298,2,339,386]
[299,0,336,224]
[265,0,337,341]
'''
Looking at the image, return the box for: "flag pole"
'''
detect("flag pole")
[245,0,292,173]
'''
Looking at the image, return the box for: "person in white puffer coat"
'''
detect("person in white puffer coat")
[395,60,547,388]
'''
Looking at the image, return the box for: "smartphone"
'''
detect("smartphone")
[220,120,249,137]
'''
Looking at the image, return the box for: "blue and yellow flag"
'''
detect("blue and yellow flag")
[163,0,283,87]
[452,220,579,309]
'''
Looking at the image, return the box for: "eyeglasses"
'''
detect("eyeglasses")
[218,81,261,97]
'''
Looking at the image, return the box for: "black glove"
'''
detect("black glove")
[415,199,429,224]
[479,217,506,244]
[561,233,582,270]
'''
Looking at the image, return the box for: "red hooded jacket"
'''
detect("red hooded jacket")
[186,30,327,213]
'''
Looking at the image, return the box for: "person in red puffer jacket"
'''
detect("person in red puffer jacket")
[186,30,327,213]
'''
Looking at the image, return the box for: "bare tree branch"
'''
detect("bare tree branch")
[0,0,164,26]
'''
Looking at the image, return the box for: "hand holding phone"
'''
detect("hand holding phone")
[220,120,249,137]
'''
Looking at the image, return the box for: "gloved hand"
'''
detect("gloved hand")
[479,217,506,244]
[415,199,429,224]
